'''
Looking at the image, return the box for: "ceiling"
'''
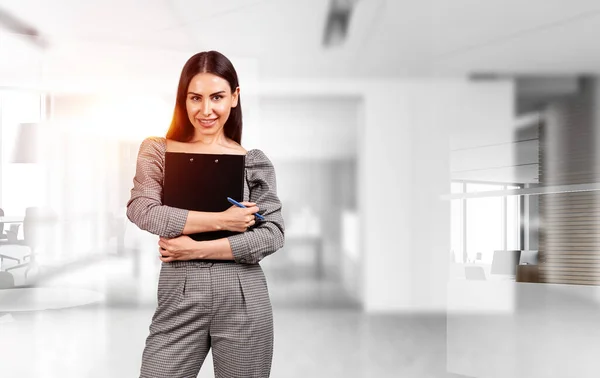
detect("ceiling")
[1,0,600,80]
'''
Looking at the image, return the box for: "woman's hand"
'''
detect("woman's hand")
[158,235,199,262]
[219,202,260,232]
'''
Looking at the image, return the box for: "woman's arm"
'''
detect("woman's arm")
[199,238,234,260]
[224,150,285,264]
[157,203,264,262]
[126,137,229,237]
[183,212,225,234]
[164,152,284,263]
[158,235,233,262]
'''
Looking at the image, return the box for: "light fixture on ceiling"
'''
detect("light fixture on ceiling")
[322,0,359,48]
[0,8,48,49]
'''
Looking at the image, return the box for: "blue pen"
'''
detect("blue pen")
[227,197,265,221]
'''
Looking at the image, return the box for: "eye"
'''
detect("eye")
[211,95,223,101]
[190,95,200,101]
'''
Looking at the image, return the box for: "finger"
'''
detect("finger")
[160,250,176,259]
[244,219,256,231]
[160,255,175,263]
[240,202,256,207]
[246,206,259,214]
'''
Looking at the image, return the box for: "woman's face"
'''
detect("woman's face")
[186,72,239,139]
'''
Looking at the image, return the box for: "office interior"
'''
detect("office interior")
[2,1,600,378]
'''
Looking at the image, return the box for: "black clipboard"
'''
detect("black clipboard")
[163,152,245,241]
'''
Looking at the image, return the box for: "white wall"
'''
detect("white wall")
[255,96,359,282]
[253,78,513,313]
[448,81,537,184]
[451,139,538,184]
[447,82,515,150]
[257,97,359,160]
[359,80,514,313]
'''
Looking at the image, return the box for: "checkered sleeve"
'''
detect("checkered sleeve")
[227,150,285,264]
[126,136,189,238]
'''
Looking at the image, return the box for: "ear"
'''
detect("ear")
[231,87,240,108]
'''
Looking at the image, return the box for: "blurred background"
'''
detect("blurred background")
[1,1,600,377]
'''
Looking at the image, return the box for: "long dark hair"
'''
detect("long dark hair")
[166,51,243,143]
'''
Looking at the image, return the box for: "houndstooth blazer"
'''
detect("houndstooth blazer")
[126,136,285,264]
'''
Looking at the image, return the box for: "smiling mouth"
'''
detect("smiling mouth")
[198,118,217,127]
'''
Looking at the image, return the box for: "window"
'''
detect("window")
[451,181,522,264]
[0,90,46,216]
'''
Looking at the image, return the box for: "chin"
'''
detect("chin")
[194,125,221,134]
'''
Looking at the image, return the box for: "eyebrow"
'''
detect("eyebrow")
[187,91,226,96]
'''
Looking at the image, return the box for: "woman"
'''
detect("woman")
[127,50,285,378]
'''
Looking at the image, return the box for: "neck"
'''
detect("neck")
[190,132,227,145]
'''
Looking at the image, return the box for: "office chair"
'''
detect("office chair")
[0,223,30,272]
[0,207,58,281]
[0,207,47,279]
[19,207,43,279]
[465,266,486,280]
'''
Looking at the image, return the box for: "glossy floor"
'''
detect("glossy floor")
[0,253,462,378]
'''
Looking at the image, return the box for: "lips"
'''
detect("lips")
[197,118,217,128]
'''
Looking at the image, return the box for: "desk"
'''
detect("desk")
[285,234,324,278]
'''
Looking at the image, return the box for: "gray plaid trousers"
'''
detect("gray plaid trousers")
[127,137,285,378]
[140,261,273,378]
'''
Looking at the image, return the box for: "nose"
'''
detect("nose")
[201,99,212,116]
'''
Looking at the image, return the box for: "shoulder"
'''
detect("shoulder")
[138,136,166,159]
[140,136,166,150]
[245,149,279,187]
[246,149,276,171]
